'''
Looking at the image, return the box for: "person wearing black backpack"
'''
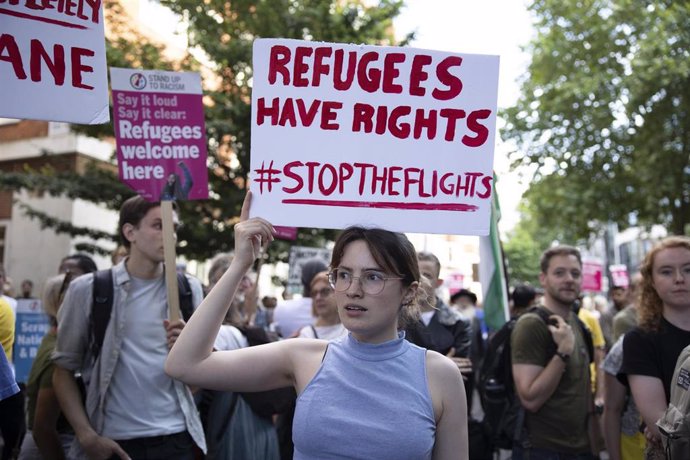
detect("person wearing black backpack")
[511,245,596,460]
[52,196,206,460]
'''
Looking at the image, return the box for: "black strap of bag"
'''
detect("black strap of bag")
[90,269,194,358]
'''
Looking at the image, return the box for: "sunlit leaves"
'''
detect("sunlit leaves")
[503,0,690,239]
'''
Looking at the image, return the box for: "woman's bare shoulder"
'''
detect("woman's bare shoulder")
[425,350,463,384]
[230,337,329,364]
[283,338,331,393]
[285,337,330,352]
[277,337,330,366]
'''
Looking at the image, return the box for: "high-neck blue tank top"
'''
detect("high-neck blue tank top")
[292,332,435,459]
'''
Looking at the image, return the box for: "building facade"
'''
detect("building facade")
[0,119,118,292]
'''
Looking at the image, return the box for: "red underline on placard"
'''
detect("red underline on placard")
[282,199,478,212]
[0,8,88,30]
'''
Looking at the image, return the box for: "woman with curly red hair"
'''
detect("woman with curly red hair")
[620,236,690,451]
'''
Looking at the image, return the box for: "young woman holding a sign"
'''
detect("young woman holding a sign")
[166,192,468,460]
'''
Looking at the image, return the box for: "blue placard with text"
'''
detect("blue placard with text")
[14,299,50,383]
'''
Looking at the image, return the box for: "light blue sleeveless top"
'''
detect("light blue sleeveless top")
[293,332,435,459]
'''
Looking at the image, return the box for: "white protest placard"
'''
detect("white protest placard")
[250,39,499,235]
[0,0,109,124]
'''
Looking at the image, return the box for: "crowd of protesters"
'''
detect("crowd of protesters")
[0,192,688,460]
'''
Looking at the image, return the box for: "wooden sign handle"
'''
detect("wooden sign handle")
[161,201,181,322]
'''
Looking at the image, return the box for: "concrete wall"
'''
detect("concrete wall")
[0,118,118,295]
[2,191,119,297]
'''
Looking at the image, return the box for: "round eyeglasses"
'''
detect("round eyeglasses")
[328,269,403,295]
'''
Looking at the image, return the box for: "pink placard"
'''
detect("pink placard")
[111,68,209,201]
[446,273,465,296]
[609,264,629,289]
[274,226,298,241]
[582,259,603,292]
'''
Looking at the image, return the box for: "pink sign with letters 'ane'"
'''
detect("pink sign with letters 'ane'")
[111,68,209,202]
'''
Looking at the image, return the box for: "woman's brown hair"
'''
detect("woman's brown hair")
[330,226,420,328]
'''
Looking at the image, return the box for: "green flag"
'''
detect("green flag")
[479,184,510,331]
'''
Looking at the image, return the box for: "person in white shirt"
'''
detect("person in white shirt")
[272,258,327,338]
[53,196,205,460]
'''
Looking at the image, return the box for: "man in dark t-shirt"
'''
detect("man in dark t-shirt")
[511,245,593,459]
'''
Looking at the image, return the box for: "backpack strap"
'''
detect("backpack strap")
[574,317,594,364]
[90,270,195,360]
[529,306,552,325]
[527,306,594,364]
[91,269,114,359]
[568,301,594,362]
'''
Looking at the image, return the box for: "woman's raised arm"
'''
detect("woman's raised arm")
[165,192,290,391]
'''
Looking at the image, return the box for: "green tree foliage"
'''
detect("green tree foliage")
[0,162,132,255]
[503,0,690,239]
[504,234,541,287]
[75,0,196,139]
[1,0,410,262]
[503,202,562,286]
